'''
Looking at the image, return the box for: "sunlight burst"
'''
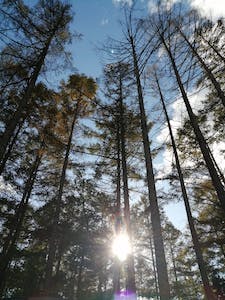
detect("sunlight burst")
[112,232,131,261]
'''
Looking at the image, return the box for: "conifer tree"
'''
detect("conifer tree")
[44,74,97,295]
[0,0,73,166]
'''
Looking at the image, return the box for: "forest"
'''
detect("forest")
[0,0,225,299]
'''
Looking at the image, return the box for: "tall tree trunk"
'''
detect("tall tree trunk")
[113,259,121,294]
[116,109,121,212]
[169,242,180,299]
[215,231,225,260]
[0,39,51,163]
[155,73,216,300]
[55,241,64,278]
[70,267,77,300]
[178,28,225,109]
[198,33,225,64]
[0,117,25,175]
[208,145,225,186]
[76,254,84,300]
[118,73,136,296]
[0,147,42,292]
[130,35,170,300]
[112,93,122,294]
[144,210,159,300]
[161,36,225,212]
[44,102,79,293]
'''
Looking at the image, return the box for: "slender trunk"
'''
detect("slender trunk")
[113,98,122,294]
[215,231,225,259]
[55,242,64,278]
[161,36,225,212]
[169,242,180,300]
[76,254,84,300]
[44,102,79,292]
[116,111,121,212]
[220,244,225,260]
[199,34,225,64]
[130,36,170,300]
[118,74,136,296]
[178,28,225,108]
[208,145,225,186]
[103,264,107,292]
[97,274,103,293]
[0,39,51,163]
[0,148,42,291]
[0,118,25,175]
[169,243,178,282]
[70,267,77,300]
[113,259,121,294]
[145,213,159,300]
[156,73,216,300]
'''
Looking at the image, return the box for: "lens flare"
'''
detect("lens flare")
[114,290,137,299]
[112,232,131,261]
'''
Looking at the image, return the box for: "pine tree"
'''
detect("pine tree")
[44,74,97,295]
[0,0,73,166]
[144,4,225,212]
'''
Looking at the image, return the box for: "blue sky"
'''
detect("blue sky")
[71,0,225,80]
[71,0,188,230]
[71,0,123,77]
[68,0,225,231]
[71,0,148,78]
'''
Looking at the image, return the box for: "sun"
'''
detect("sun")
[112,232,131,261]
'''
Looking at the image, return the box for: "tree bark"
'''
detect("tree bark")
[169,242,180,298]
[145,211,159,300]
[113,110,121,293]
[116,107,121,212]
[113,259,121,294]
[118,72,136,296]
[130,35,170,300]
[76,254,84,300]
[0,117,24,175]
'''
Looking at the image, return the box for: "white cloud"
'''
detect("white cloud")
[147,1,158,14]
[147,0,225,20]
[112,0,133,7]
[157,88,207,145]
[155,87,225,178]
[211,141,225,170]
[157,45,167,58]
[190,0,225,20]
[148,0,178,14]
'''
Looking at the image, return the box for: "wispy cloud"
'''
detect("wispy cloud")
[148,0,225,20]
[112,0,133,7]
[101,18,109,26]
[155,87,225,179]
[148,0,177,14]
[147,1,158,14]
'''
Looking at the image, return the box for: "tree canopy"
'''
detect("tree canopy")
[0,1,224,300]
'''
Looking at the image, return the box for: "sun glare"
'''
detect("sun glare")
[112,232,131,261]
